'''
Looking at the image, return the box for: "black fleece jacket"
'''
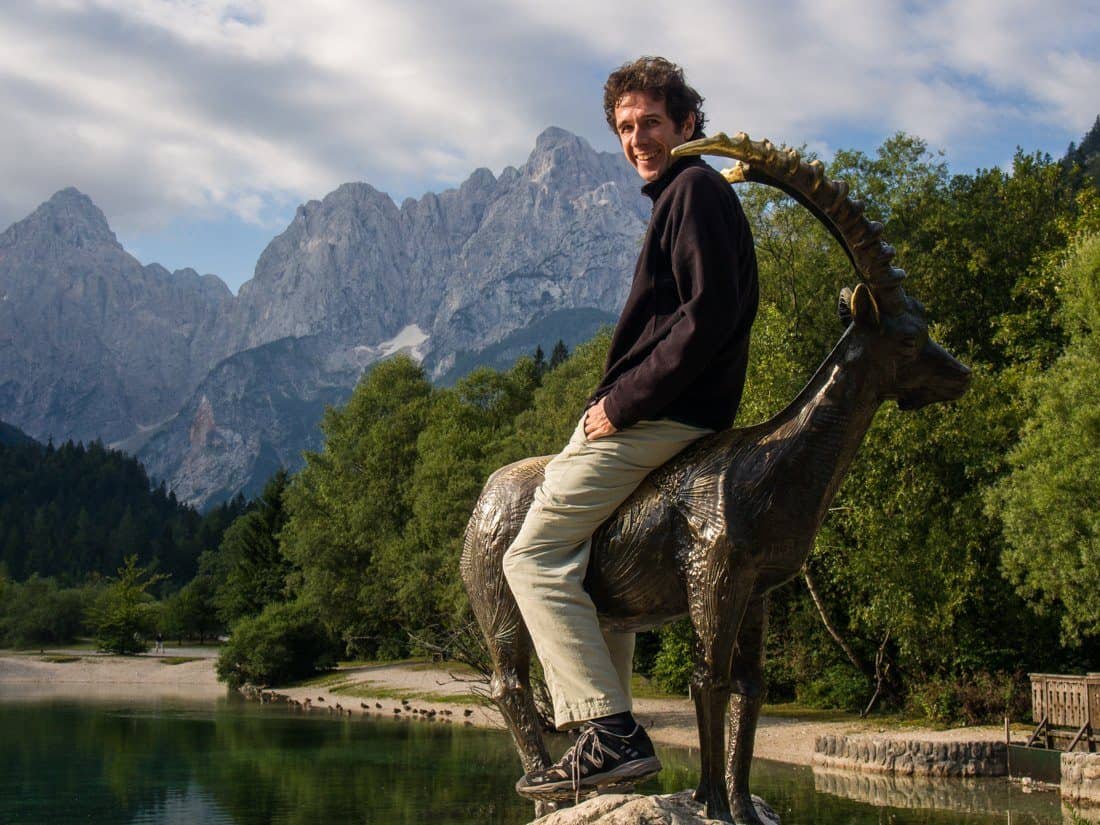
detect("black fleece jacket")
[590,156,759,431]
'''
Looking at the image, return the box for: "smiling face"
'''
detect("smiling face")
[613,90,696,183]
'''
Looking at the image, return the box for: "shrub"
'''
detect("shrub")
[795,663,868,712]
[651,620,693,695]
[215,601,336,689]
[905,675,959,724]
[905,671,1029,725]
[632,630,662,678]
[955,671,1030,724]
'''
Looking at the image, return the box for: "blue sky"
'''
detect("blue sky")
[1,0,1097,293]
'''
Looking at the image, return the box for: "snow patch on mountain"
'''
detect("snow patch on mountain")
[353,323,430,363]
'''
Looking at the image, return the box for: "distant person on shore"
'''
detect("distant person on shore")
[154,632,164,654]
[502,56,759,798]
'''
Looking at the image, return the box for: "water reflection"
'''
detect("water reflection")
[0,697,532,824]
[813,766,1062,819]
[131,786,235,825]
[0,697,1076,825]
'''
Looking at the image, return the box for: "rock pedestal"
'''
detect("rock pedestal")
[529,790,780,824]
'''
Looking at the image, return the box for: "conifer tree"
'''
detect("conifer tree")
[87,556,166,654]
[548,339,569,370]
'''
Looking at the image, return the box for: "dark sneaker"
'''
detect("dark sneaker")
[515,721,662,801]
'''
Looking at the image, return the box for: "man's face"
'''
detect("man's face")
[613,90,695,183]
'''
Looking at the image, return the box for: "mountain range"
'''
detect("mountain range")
[0,127,650,509]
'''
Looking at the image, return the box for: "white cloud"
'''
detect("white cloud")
[0,0,1095,239]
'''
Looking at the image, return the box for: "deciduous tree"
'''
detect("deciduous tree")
[989,235,1100,644]
[281,356,433,657]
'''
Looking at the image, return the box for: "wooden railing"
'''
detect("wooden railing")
[1027,673,1099,752]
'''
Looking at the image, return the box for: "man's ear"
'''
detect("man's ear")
[681,112,696,140]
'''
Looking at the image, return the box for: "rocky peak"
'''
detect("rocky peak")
[235,178,413,350]
[464,166,497,187]
[169,268,233,301]
[524,127,620,190]
[275,182,400,246]
[0,188,236,446]
[2,187,120,251]
[328,181,398,209]
[531,125,588,156]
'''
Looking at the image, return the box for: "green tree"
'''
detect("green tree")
[394,359,539,635]
[281,356,433,657]
[161,574,221,645]
[0,435,229,587]
[206,470,294,625]
[1063,114,1100,189]
[899,151,1076,367]
[829,134,948,224]
[548,339,570,370]
[215,599,335,689]
[87,556,166,654]
[505,329,612,458]
[817,369,1029,676]
[989,235,1100,644]
[0,575,89,648]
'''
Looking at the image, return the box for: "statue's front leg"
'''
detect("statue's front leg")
[691,663,731,818]
[689,557,755,824]
[726,596,767,825]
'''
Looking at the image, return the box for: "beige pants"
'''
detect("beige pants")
[502,415,712,728]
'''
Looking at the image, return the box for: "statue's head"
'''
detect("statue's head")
[837,284,970,410]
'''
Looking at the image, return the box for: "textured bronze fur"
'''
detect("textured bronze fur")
[461,132,972,824]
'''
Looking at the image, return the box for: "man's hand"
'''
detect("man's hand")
[584,398,618,440]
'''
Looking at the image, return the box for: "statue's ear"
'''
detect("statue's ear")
[849,283,880,328]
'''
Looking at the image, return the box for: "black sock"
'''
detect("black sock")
[593,711,636,734]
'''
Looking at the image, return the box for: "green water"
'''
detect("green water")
[0,697,1066,824]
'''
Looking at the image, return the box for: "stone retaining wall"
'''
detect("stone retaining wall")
[1062,752,1100,806]
[813,734,1006,777]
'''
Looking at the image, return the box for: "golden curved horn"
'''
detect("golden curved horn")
[672,132,906,314]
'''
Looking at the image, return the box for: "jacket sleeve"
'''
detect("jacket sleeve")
[602,171,746,429]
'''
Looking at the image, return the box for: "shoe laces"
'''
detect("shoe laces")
[567,723,632,803]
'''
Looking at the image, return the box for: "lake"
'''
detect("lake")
[0,695,1068,824]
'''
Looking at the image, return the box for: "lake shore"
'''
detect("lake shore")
[0,649,1014,767]
[0,648,225,703]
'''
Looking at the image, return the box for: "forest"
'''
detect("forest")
[2,119,1099,723]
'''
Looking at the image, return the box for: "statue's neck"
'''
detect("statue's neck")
[754,329,883,526]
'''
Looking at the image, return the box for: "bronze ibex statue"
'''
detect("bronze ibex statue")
[461,132,971,824]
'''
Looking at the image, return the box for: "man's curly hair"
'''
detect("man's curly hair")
[603,56,706,140]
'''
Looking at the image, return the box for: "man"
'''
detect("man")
[502,56,759,798]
